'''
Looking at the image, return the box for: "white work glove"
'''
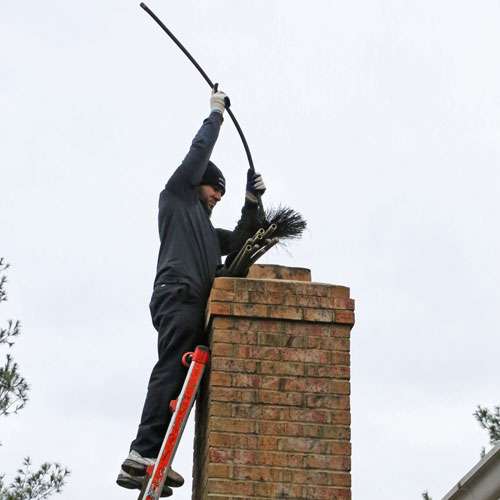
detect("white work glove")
[210,84,230,115]
[245,169,266,204]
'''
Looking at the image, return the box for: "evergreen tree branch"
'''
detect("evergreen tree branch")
[0,258,69,498]
[1,320,21,348]
[0,457,70,500]
[474,405,500,445]
[0,353,29,416]
[0,258,9,304]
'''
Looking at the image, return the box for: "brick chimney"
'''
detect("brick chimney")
[192,265,355,500]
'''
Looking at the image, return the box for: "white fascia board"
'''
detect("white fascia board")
[442,442,500,500]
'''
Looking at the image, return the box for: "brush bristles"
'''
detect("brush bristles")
[261,206,307,240]
[235,205,307,246]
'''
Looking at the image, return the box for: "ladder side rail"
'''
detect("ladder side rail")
[142,346,209,500]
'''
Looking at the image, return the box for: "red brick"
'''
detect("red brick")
[208,448,234,463]
[210,372,232,386]
[231,373,262,389]
[257,332,306,348]
[234,289,249,302]
[295,294,328,308]
[332,325,352,337]
[235,345,281,361]
[234,278,265,292]
[331,380,351,395]
[209,301,232,316]
[208,432,258,449]
[260,406,292,421]
[247,319,286,333]
[283,469,350,487]
[302,424,350,440]
[331,352,350,365]
[335,310,355,325]
[230,449,258,465]
[247,264,311,281]
[288,408,331,424]
[210,317,236,329]
[326,285,350,298]
[282,377,339,394]
[284,322,333,336]
[307,336,350,351]
[233,449,304,468]
[287,408,350,425]
[333,297,355,310]
[210,288,236,302]
[260,360,304,376]
[254,481,304,498]
[248,290,290,305]
[305,454,351,471]
[304,485,351,499]
[212,277,237,291]
[209,402,232,417]
[303,307,334,322]
[264,280,299,294]
[211,417,256,434]
[207,478,254,496]
[306,364,350,379]
[211,387,257,404]
[207,463,232,478]
[211,342,234,357]
[232,302,268,318]
[257,435,280,450]
[258,390,304,407]
[232,464,281,482]
[303,349,331,364]
[231,403,260,419]
[282,438,350,456]
[267,305,303,320]
[259,376,281,391]
[213,329,258,345]
[306,394,350,410]
[211,358,257,373]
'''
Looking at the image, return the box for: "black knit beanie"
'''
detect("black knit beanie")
[201,161,226,195]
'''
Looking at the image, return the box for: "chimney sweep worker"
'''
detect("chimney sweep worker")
[117,87,266,495]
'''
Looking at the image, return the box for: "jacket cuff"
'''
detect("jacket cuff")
[243,197,259,210]
[210,110,224,123]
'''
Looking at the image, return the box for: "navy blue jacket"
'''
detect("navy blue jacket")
[153,111,257,301]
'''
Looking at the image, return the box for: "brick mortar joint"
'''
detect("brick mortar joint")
[210,300,355,313]
[205,478,351,487]
[212,277,350,293]
[206,305,355,325]
[210,289,354,304]
[208,415,351,426]
[206,463,351,475]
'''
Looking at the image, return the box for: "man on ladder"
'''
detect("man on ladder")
[117,88,266,496]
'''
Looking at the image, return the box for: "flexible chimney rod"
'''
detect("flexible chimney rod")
[140,2,264,212]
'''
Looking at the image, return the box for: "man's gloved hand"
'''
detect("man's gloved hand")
[210,84,230,115]
[245,169,266,204]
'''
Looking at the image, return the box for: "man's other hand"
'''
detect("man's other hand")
[245,169,266,204]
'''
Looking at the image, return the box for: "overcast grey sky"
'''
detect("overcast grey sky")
[1,1,499,499]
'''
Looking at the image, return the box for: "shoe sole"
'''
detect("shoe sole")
[122,460,183,488]
[117,476,173,497]
[116,475,142,490]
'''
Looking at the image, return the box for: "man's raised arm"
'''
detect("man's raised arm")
[166,89,229,194]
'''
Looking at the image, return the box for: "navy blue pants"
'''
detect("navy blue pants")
[130,282,206,458]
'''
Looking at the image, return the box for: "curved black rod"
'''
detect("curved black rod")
[140,3,264,212]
